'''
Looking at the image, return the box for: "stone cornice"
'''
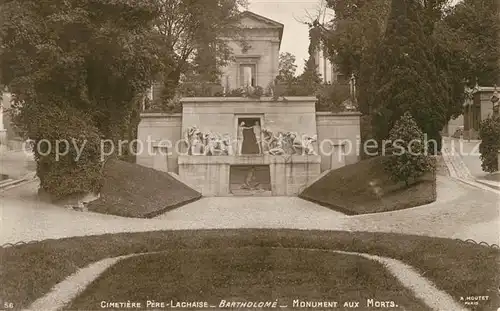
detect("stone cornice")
[316,111,362,116]
[233,54,261,59]
[140,112,182,118]
[180,96,317,103]
[473,86,497,93]
[178,154,321,165]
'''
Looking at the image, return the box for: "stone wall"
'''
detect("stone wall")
[136,113,182,173]
[316,112,361,172]
[477,90,495,121]
[178,155,320,196]
[269,156,321,196]
[178,156,231,196]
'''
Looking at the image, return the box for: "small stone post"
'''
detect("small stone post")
[0,91,8,150]
[497,150,500,172]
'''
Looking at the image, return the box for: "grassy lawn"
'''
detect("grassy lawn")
[87,159,201,218]
[1,230,498,311]
[67,248,428,311]
[299,156,437,215]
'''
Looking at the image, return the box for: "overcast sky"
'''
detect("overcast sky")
[247,0,462,75]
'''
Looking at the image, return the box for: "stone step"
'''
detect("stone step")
[0,178,21,189]
[230,189,272,196]
[475,179,500,191]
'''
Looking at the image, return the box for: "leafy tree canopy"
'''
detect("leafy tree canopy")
[277,52,297,83]
[0,0,163,197]
[442,0,500,86]
[152,0,248,103]
[370,0,450,151]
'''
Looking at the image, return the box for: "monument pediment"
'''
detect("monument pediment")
[239,11,283,43]
[240,11,283,29]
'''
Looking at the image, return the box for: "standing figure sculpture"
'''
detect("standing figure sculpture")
[237,121,246,155]
[253,121,262,154]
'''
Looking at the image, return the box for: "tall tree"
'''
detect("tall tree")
[370,0,450,152]
[323,0,391,78]
[152,0,247,103]
[277,52,297,83]
[297,56,322,96]
[319,0,391,114]
[443,0,500,86]
[0,0,161,197]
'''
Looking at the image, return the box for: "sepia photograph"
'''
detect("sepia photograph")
[0,0,499,310]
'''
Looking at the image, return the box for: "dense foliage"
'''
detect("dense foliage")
[317,0,499,153]
[33,107,103,200]
[384,112,435,187]
[277,52,297,83]
[151,0,248,109]
[0,0,162,197]
[479,115,500,173]
[370,0,449,153]
[316,83,351,112]
[0,0,250,198]
[443,0,500,86]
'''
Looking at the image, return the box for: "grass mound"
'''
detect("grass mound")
[68,248,427,310]
[299,156,436,215]
[87,159,201,218]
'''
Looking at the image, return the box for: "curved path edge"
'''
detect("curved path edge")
[26,248,467,311]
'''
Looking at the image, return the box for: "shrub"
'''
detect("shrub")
[178,82,224,97]
[226,88,245,97]
[384,112,435,187]
[32,106,103,200]
[479,115,500,173]
[316,83,351,112]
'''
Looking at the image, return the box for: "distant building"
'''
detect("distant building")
[312,46,346,84]
[462,86,498,139]
[220,11,283,91]
[0,89,24,150]
[148,11,284,104]
[312,45,358,111]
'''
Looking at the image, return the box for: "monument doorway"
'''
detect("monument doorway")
[237,117,262,155]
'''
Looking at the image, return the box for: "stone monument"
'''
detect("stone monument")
[136,11,362,196]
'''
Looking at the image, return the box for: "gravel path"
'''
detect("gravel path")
[27,254,138,311]
[26,249,467,311]
[345,176,499,245]
[1,174,498,246]
[0,150,35,179]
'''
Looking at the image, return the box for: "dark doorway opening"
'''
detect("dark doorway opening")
[238,117,261,155]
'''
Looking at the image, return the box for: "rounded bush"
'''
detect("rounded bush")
[479,115,500,173]
[31,106,103,200]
